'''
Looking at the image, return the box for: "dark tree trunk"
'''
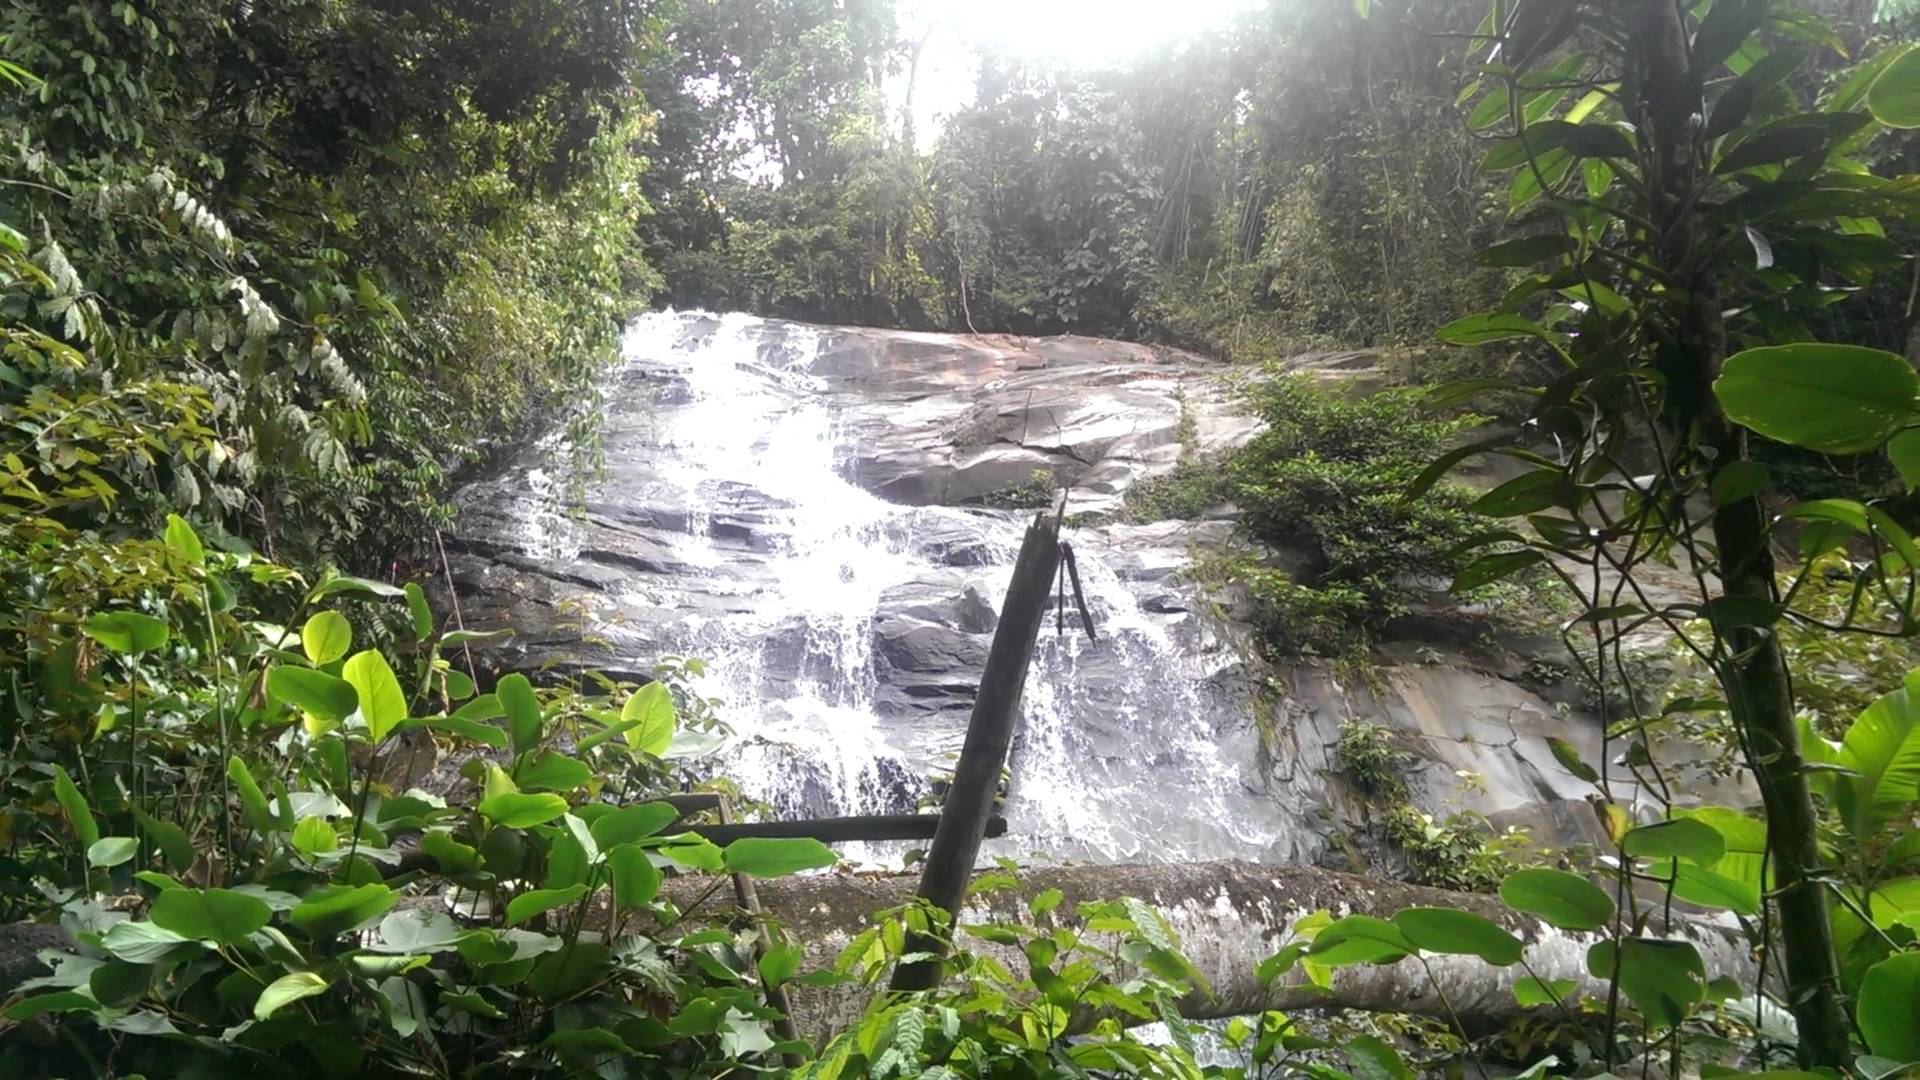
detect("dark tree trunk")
[1632,0,1850,1067]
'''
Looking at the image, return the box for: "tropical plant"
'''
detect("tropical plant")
[1402,0,1920,1068]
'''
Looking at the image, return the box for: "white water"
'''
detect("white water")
[523,311,1288,867]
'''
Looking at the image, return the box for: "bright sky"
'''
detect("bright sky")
[895,0,1263,147]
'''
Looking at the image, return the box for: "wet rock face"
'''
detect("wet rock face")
[443,312,1712,870]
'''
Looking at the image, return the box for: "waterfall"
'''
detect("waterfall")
[470,310,1295,868]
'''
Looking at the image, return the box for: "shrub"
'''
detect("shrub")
[1223,375,1486,657]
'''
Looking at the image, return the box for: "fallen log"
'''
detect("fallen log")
[660,859,1758,1037]
[682,813,1008,845]
[0,861,1758,1039]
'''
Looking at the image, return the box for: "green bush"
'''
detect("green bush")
[1224,375,1485,657]
[0,514,1224,1077]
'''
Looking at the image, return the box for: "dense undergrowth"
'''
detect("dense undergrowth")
[7,0,1920,1077]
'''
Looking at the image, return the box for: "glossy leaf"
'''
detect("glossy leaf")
[1513,976,1576,1006]
[300,611,352,665]
[255,971,330,1021]
[1305,915,1413,967]
[1586,937,1706,1030]
[722,836,838,877]
[83,610,170,655]
[498,673,542,755]
[506,884,588,927]
[1890,429,1920,492]
[1390,907,1522,965]
[1714,344,1919,454]
[478,792,569,829]
[608,844,663,910]
[100,921,195,964]
[163,514,205,566]
[268,665,358,723]
[342,649,407,743]
[1868,44,1920,128]
[1621,818,1726,866]
[589,802,680,848]
[1499,868,1614,931]
[515,751,592,792]
[1435,313,1554,347]
[229,756,280,834]
[404,582,433,642]
[1452,550,1544,593]
[87,836,138,868]
[288,883,399,939]
[52,765,99,851]
[622,681,676,756]
[1836,670,1920,837]
[150,888,272,945]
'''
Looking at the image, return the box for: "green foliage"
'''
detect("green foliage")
[0,514,1244,1078]
[1385,806,1532,895]
[983,468,1058,510]
[1,0,657,574]
[1224,376,1488,657]
[1337,719,1411,798]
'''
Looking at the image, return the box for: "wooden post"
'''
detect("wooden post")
[890,505,1063,991]
[718,794,804,1066]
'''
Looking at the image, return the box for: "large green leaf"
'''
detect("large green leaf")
[86,837,138,868]
[588,802,680,848]
[254,971,330,1021]
[622,682,676,757]
[229,756,280,834]
[404,583,433,643]
[1513,976,1577,1007]
[1865,877,1920,930]
[1435,313,1556,347]
[506,884,588,927]
[609,844,663,911]
[1714,344,1919,453]
[1676,806,1768,907]
[1499,869,1614,931]
[1390,907,1523,966]
[1869,43,1920,128]
[419,829,481,874]
[479,792,569,829]
[1859,952,1920,1060]
[1305,915,1414,967]
[1621,818,1725,866]
[51,765,99,851]
[288,883,399,939]
[135,811,195,872]
[515,751,592,792]
[1836,669,1920,838]
[722,837,838,878]
[1888,429,1920,492]
[149,888,272,945]
[498,674,543,755]
[83,610,170,655]
[162,513,206,567]
[1586,937,1706,1030]
[300,611,353,665]
[268,665,358,723]
[100,921,196,964]
[1347,1034,1415,1080]
[342,650,408,744]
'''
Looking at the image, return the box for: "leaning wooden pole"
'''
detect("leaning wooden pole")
[890,503,1063,991]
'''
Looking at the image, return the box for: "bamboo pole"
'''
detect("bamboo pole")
[890,503,1063,991]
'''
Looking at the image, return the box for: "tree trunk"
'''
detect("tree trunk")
[1632,0,1850,1067]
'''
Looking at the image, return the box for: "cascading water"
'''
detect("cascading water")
[467,310,1297,868]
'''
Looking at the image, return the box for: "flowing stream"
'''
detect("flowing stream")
[474,311,1294,868]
